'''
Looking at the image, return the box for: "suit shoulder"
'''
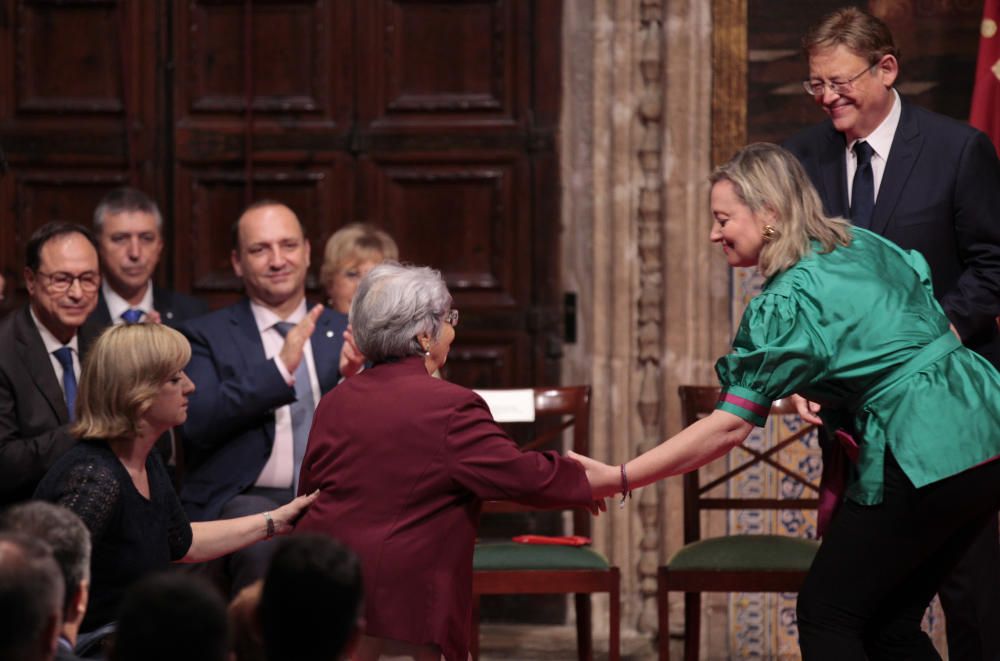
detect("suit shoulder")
[177,302,240,337]
[783,121,835,156]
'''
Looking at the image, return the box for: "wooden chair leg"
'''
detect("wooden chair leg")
[574,593,593,661]
[683,592,700,661]
[609,568,621,661]
[470,595,481,661]
[658,569,670,661]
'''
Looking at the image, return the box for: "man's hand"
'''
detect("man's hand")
[278,304,323,374]
[790,393,823,425]
[338,325,366,378]
[145,310,163,324]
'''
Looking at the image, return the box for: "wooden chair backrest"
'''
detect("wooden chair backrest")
[475,385,592,537]
[678,385,819,544]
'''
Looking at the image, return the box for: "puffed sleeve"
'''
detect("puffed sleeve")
[714,288,831,427]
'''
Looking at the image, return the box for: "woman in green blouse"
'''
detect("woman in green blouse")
[576,142,1000,659]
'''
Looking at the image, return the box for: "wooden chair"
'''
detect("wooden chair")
[657,385,821,661]
[470,386,621,661]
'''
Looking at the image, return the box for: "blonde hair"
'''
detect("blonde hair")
[709,143,852,277]
[319,223,399,295]
[71,324,191,441]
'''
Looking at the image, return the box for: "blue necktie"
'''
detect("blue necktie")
[850,141,875,229]
[52,347,77,422]
[121,309,143,324]
[274,322,315,494]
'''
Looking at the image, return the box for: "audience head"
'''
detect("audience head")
[24,222,100,344]
[111,573,228,661]
[259,534,363,661]
[350,263,455,371]
[709,143,851,278]
[92,187,164,302]
[0,502,91,636]
[0,532,64,661]
[231,200,310,314]
[319,223,399,314]
[228,581,266,661]
[73,323,192,442]
[801,7,898,143]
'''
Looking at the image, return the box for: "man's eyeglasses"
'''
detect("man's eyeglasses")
[802,63,876,97]
[35,270,100,293]
[443,309,459,327]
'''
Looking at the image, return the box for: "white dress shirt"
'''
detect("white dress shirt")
[102,279,154,324]
[250,299,322,489]
[30,307,80,401]
[845,88,902,206]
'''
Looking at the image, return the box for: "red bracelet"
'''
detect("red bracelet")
[619,463,632,509]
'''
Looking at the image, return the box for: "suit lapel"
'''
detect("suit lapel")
[818,125,849,219]
[229,299,268,365]
[311,310,340,393]
[14,308,69,423]
[870,100,920,236]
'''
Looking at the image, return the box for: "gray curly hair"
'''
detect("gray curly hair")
[350,262,452,362]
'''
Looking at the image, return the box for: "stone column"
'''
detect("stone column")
[561,0,724,648]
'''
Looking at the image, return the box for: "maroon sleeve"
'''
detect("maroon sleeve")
[443,395,592,508]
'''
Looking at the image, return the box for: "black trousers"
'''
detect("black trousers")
[938,513,1000,661]
[797,451,1000,660]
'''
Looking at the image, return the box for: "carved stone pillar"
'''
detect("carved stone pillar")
[561,0,723,649]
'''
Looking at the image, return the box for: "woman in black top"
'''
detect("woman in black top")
[35,323,317,633]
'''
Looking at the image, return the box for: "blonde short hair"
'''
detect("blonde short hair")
[319,223,399,294]
[71,324,191,441]
[709,143,852,278]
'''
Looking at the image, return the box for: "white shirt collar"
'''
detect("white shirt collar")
[102,279,154,323]
[847,88,901,160]
[29,306,79,355]
[249,298,308,334]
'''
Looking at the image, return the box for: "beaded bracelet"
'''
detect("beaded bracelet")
[619,463,632,509]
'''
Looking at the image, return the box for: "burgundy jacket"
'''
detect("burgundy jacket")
[295,356,593,661]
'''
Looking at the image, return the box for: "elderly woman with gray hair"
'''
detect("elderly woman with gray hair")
[294,263,597,661]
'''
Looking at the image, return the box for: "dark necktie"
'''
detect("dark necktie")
[850,140,875,229]
[52,347,77,421]
[274,322,315,494]
[121,309,143,324]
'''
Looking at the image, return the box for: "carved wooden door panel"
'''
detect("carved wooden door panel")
[170,0,562,389]
[1,0,561,389]
[0,0,163,287]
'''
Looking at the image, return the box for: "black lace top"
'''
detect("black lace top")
[34,439,193,632]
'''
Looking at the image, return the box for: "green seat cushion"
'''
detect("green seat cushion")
[668,535,819,571]
[474,541,610,571]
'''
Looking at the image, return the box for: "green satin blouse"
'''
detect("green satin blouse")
[715,228,1000,505]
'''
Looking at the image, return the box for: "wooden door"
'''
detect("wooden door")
[170,0,563,389]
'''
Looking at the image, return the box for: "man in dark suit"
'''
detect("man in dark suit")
[1,502,91,661]
[0,223,101,505]
[83,187,207,331]
[179,200,360,593]
[784,8,1000,660]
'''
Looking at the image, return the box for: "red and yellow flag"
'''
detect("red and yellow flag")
[970,0,1000,154]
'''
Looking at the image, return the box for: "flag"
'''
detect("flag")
[970,0,1000,155]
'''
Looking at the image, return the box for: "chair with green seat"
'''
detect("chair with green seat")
[470,385,621,661]
[657,385,820,661]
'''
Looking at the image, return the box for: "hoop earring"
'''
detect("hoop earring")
[762,225,776,242]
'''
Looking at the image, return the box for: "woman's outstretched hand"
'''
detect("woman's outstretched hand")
[790,394,823,425]
[271,490,320,535]
[567,450,621,501]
